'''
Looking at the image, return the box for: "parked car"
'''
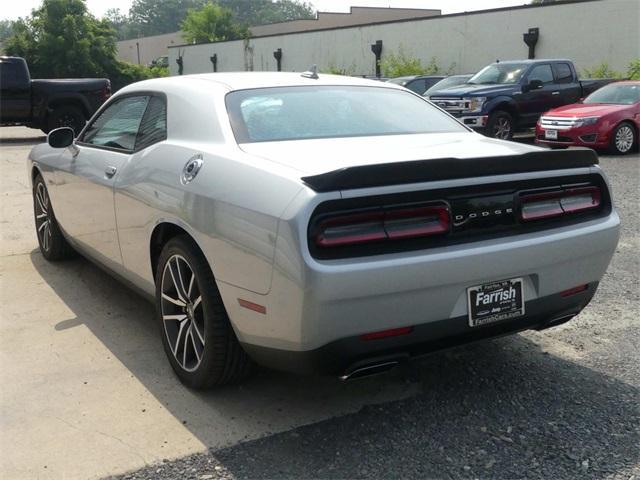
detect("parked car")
[0,56,111,135]
[424,74,473,98]
[148,56,169,68]
[536,81,639,154]
[387,75,446,94]
[428,59,615,139]
[29,73,619,388]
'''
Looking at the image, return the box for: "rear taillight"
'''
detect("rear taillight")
[520,186,601,222]
[316,203,450,248]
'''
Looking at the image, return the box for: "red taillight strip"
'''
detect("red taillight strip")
[560,284,589,297]
[316,204,450,248]
[238,299,267,314]
[360,326,413,341]
[520,186,601,222]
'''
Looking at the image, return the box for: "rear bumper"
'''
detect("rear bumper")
[223,207,619,368]
[242,283,597,375]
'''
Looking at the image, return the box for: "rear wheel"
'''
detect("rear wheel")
[47,105,86,137]
[33,174,75,261]
[486,110,514,140]
[609,122,636,155]
[156,236,253,389]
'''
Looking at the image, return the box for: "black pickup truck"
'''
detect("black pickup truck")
[428,59,614,139]
[0,56,110,134]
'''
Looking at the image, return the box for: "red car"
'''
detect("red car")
[536,81,640,154]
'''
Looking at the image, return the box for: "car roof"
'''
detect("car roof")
[609,80,640,85]
[120,72,405,94]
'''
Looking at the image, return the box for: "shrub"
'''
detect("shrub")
[627,59,640,80]
[380,47,455,78]
[582,62,623,79]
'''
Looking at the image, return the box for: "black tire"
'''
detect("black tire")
[155,235,253,389]
[47,105,86,137]
[550,145,569,150]
[609,122,636,155]
[486,110,514,140]
[33,174,75,261]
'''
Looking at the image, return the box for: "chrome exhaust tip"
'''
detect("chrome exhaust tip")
[535,313,577,331]
[339,360,400,381]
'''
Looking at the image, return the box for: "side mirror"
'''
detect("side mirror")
[526,79,544,91]
[47,127,74,149]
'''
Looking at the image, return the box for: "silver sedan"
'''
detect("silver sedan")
[28,72,620,388]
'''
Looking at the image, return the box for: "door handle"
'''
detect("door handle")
[552,91,560,95]
[105,166,117,178]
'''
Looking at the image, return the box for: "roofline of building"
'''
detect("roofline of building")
[169,0,601,49]
[250,6,441,28]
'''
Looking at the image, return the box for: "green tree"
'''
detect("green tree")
[181,2,248,43]
[219,0,314,25]
[3,0,163,90]
[103,8,139,40]
[4,0,118,78]
[128,0,206,37]
[0,20,14,45]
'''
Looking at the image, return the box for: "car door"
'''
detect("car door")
[551,62,581,107]
[0,59,31,122]
[519,64,556,127]
[53,95,151,270]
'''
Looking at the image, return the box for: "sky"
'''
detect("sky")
[1,0,529,21]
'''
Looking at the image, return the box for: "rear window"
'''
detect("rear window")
[225,85,466,143]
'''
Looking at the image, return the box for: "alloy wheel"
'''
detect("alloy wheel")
[493,117,512,139]
[160,254,205,372]
[615,125,634,153]
[35,183,52,252]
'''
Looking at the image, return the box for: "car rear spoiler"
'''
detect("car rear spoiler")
[301,148,598,192]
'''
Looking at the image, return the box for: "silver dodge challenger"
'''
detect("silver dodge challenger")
[28,72,620,388]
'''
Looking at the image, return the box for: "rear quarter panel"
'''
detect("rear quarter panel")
[114,142,304,297]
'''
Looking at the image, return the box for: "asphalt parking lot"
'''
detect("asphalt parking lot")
[1,126,638,480]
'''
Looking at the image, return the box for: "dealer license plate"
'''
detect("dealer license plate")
[545,129,558,140]
[467,278,524,327]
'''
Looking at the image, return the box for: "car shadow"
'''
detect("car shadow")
[29,250,639,479]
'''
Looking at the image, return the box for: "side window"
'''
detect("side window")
[528,64,554,84]
[0,62,26,89]
[407,79,426,94]
[553,63,573,84]
[81,96,150,152]
[135,96,167,150]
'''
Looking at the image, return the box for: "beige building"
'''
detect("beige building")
[168,0,639,77]
[250,7,440,36]
[117,31,184,66]
[115,7,441,66]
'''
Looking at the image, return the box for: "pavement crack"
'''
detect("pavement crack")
[51,416,149,466]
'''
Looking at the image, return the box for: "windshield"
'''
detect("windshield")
[424,75,472,95]
[468,63,527,85]
[226,86,467,143]
[584,83,640,105]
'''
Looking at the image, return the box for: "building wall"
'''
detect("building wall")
[117,31,184,66]
[168,0,639,77]
[250,7,440,36]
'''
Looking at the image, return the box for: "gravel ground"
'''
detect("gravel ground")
[108,151,637,480]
